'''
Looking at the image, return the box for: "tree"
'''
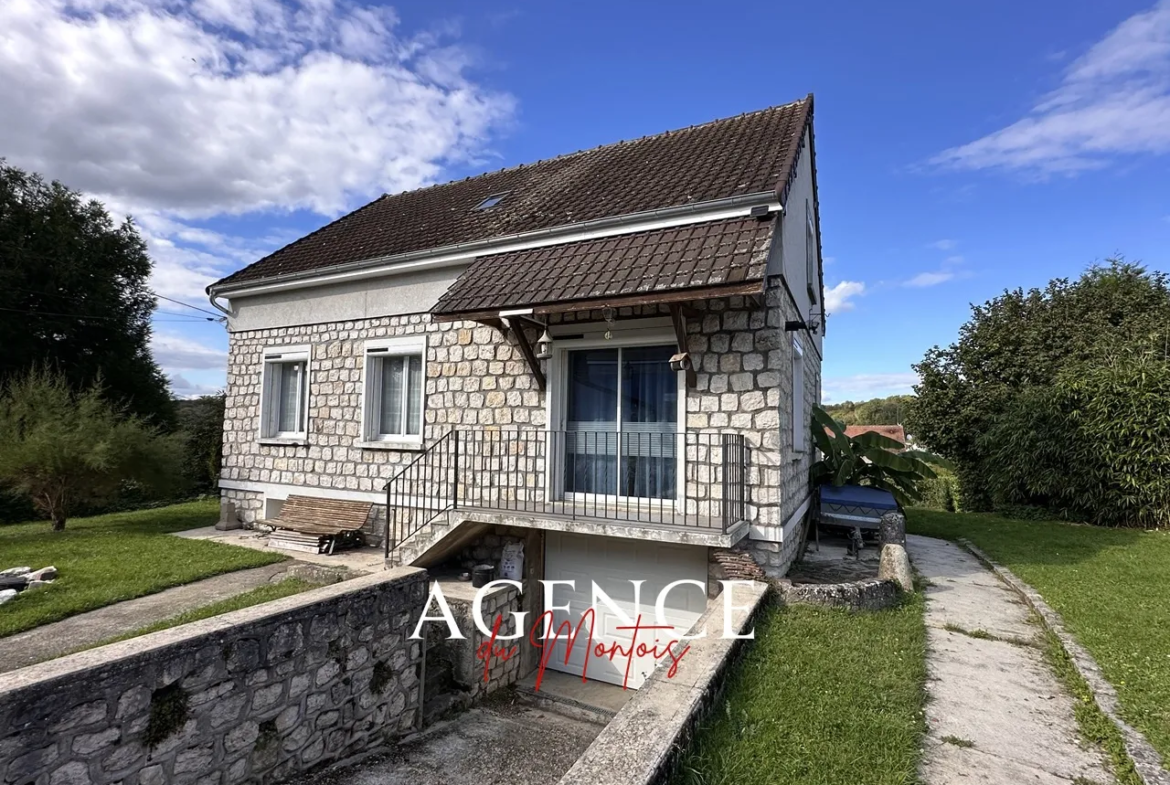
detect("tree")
[824,395,916,431]
[910,260,1170,512]
[980,350,1170,527]
[0,369,180,530]
[176,394,226,493]
[811,406,950,506]
[0,162,174,427]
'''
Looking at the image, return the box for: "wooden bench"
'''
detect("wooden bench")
[264,496,372,554]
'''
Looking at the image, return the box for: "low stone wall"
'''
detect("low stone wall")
[0,569,428,785]
[558,581,771,785]
[775,577,901,611]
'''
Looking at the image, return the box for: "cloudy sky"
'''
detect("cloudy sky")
[3,0,1169,400]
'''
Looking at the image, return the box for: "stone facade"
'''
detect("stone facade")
[220,275,821,572]
[0,570,427,785]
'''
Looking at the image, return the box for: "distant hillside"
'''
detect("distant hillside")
[823,395,915,435]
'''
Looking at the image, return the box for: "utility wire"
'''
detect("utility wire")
[0,305,223,323]
[148,290,222,317]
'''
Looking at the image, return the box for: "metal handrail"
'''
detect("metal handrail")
[382,428,750,560]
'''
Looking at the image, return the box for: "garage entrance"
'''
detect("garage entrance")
[543,532,708,689]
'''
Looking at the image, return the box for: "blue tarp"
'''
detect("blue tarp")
[819,484,898,511]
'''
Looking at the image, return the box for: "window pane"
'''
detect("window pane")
[620,345,676,499]
[406,355,422,435]
[565,349,618,495]
[379,356,404,435]
[277,362,303,433]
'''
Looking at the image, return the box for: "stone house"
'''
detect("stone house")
[208,94,825,690]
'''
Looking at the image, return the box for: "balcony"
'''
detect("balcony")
[383,428,750,556]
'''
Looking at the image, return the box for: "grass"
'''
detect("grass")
[908,508,1170,768]
[88,578,317,647]
[0,500,286,637]
[674,595,927,785]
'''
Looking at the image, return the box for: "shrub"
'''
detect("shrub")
[982,350,1170,528]
[0,369,181,530]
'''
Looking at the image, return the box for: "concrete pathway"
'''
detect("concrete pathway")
[282,704,601,785]
[173,526,386,573]
[907,534,1115,785]
[0,563,300,673]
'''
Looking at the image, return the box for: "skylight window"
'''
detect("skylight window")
[474,193,507,210]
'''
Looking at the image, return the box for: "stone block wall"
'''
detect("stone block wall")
[220,275,819,558]
[0,569,427,785]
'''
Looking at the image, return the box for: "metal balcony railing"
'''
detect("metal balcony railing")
[383,428,749,558]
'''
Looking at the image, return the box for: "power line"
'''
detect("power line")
[0,305,223,324]
[149,290,222,317]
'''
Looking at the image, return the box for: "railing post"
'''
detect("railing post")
[451,429,459,511]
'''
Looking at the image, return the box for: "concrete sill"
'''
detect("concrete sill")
[259,438,309,447]
[354,440,425,452]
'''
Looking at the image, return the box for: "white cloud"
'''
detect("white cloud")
[933,1,1170,175]
[824,281,865,315]
[151,333,227,370]
[822,372,919,403]
[904,255,967,288]
[905,271,955,288]
[0,0,516,303]
[928,239,957,251]
[167,373,222,399]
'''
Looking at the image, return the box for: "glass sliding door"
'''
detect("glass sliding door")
[563,344,678,500]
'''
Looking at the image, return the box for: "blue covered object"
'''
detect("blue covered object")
[819,484,898,510]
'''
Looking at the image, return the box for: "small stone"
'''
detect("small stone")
[878,544,914,592]
[72,727,120,755]
[0,566,30,576]
[27,565,58,581]
[0,589,16,605]
[139,764,166,785]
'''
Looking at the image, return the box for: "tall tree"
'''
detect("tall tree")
[824,395,916,431]
[909,260,1170,511]
[0,162,174,426]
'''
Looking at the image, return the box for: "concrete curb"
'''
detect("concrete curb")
[958,538,1170,785]
[556,581,771,785]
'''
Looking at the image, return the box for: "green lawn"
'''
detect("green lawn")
[675,595,927,785]
[0,500,286,637]
[908,508,1170,763]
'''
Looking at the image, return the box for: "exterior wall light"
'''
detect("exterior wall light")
[535,329,553,360]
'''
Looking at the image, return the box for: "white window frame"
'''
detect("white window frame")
[545,321,686,506]
[792,337,806,455]
[805,199,818,303]
[360,335,427,449]
[259,344,311,443]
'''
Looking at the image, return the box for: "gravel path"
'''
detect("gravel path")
[907,534,1116,784]
[0,563,297,673]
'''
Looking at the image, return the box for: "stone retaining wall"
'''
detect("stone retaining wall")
[0,569,428,785]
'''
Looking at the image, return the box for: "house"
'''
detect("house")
[208,94,825,689]
[844,424,907,447]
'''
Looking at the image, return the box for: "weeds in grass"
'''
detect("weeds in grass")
[1041,627,1141,785]
[941,735,975,748]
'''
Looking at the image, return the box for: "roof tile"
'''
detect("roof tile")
[213,96,812,289]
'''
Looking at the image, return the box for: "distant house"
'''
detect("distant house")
[208,95,825,689]
[844,424,906,447]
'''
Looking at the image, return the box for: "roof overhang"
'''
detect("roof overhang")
[206,193,781,303]
[431,280,766,323]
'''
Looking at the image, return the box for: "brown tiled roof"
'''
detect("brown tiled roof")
[845,425,907,445]
[431,217,773,318]
[211,95,813,289]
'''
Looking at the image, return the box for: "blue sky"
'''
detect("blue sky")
[3,0,1168,400]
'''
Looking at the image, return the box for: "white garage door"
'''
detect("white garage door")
[543,532,708,689]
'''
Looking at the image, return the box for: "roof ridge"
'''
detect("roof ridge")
[395,97,812,197]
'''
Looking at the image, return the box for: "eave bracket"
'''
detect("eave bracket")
[669,304,697,388]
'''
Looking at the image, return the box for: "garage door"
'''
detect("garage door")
[543,532,708,689]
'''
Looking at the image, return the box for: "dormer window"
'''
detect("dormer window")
[474,193,508,210]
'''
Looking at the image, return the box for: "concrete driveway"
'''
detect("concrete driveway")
[284,703,602,785]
